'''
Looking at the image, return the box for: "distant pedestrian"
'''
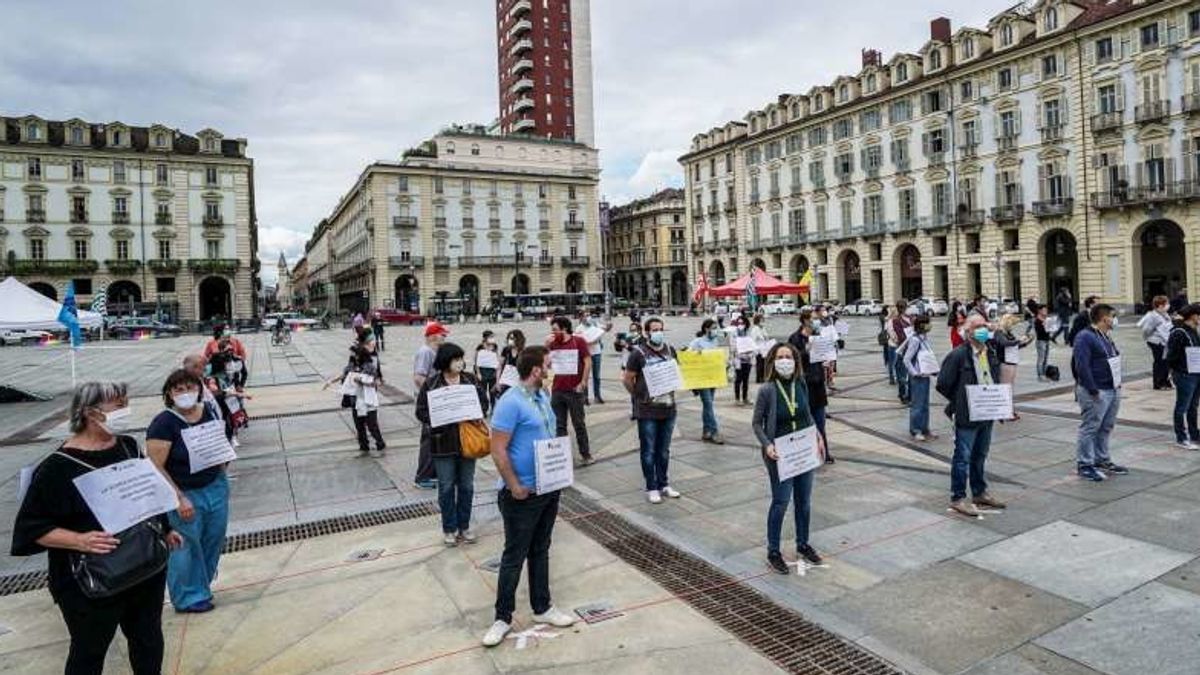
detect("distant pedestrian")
[1138,295,1172,390]
[1170,288,1190,315]
[886,301,913,403]
[948,302,966,348]
[689,318,726,444]
[899,315,939,441]
[731,317,754,404]
[993,313,1032,401]
[1071,303,1129,481]
[371,312,386,351]
[1166,303,1200,450]
[1034,305,1052,381]
[751,314,770,383]
[1066,296,1097,347]
[1052,287,1073,343]
[495,329,526,400]
[623,317,681,504]
[412,322,449,489]
[352,312,364,332]
[579,315,610,404]
[475,330,500,408]
[546,316,594,465]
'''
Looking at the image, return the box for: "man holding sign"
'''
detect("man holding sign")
[1071,303,1129,481]
[936,314,1007,517]
[483,346,577,648]
[623,317,682,504]
[1167,304,1200,449]
[546,317,594,465]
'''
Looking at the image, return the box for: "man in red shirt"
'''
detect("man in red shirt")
[546,316,594,465]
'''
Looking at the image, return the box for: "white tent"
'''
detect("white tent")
[0,277,104,331]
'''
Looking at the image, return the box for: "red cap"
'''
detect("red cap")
[424,321,449,337]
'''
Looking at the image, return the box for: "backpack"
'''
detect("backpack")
[1044,365,1060,382]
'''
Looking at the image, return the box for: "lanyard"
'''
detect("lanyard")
[775,379,800,433]
[522,387,554,438]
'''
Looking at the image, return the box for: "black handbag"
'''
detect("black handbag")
[54,445,171,599]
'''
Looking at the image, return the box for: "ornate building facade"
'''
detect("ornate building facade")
[681,0,1200,311]
[0,115,258,322]
[604,188,688,306]
[316,126,600,316]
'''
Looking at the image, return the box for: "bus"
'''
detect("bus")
[486,292,607,319]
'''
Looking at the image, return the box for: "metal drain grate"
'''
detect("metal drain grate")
[559,491,903,675]
[0,500,438,597]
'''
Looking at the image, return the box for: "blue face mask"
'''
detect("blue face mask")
[972,327,992,343]
[649,331,665,345]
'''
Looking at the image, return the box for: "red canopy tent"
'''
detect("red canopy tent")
[708,268,806,297]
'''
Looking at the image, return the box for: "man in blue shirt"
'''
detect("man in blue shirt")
[1071,303,1129,481]
[483,346,577,647]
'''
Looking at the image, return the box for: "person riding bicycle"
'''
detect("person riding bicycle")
[273,315,288,344]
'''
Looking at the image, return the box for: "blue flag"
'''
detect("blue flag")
[58,281,83,349]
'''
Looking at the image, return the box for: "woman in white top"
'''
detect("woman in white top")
[898,315,939,442]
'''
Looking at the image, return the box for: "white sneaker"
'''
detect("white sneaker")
[459,529,477,543]
[661,486,681,498]
[532,606,576,627]
[482,620,511,647]
[1174,440,1200,451]
[442,532,458,546]
[912,433,927,442]
[647,490,662,504]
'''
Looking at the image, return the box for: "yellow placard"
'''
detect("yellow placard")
[678,349,729,389]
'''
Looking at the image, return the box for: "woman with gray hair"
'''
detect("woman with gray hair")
[12,381,181,674]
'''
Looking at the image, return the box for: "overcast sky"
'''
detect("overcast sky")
[2,0,1002,285]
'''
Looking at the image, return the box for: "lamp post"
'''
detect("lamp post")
[993,249,1003,302]
[811,263,821,304]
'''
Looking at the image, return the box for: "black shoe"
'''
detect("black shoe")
[1097,461,1128,475]
[767,552,790,575]
[595,398,605,404]
[798,544,823,566]
[824,455,836,465]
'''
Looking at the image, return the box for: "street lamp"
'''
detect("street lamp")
[993,249,1003,301]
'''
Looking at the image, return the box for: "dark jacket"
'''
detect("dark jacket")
[1165,322,1199,375]
[415,372,489,457]
[935,342,1002,428]
[1066,311,1090,346]
[752,377,814,456]
[787,330,828,409]
[1054,290,1073,319]
[1070,327,1119,394]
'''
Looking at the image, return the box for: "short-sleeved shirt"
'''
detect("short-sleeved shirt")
[490,385,556,491]
[549,335,590,392]
[413,344,436,385]
[625,344,678,420]
[146,407,224,490]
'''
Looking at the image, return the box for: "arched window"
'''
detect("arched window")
[839,85,848,102]
[1045,7,1058,31]
[154,132,166,147]
[791,102,800,118]
[26,121,40,140]
[769,110,778,126]
[963,38,975,59]
[865,74,877,93]
[897,62,908,82]
[1001,23,1014,46]
[929,49,942,70]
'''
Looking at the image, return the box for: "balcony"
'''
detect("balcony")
[512,58,533,76]
[894,217,919,232]
[12,259,99,276]
[148,258,181,274]
[187,258,240,275]
[749,192,761,205]
[894,159,910,174]
[509,38,533,58]
[433,256,451,268]
[537,257,555,267]
[392,215,417,229]
[790,185,804,196]
[865,166,880,179]
[155,212,172,225]
[513,118,535,132]
[461,255,517,268]
[388,256,425,269]
[706,205,718,216]
[997,135,1019,153]
[561,256,590,267]
[769,187,781,199]
[691,241,705,254]
[539,219,550,229]
[990,204,1025,224]
[724,202,737,214]
[1091,111,1123,132]
[508,18,532,40]
[70,211,88,224]
[514,219,525,229]
[104,259,142,275]
[1040,125,1064,143]
[482,217,497,230]
[954,209,985,227]
[1184,93,1200,115]
[462,217,475,229]
[108,211,130,225]
[510,78,534,95]
[1135,100,1169,124]
[721,238,739,252]
[513,96,534,112]
[704,240,721,253]
[1032,197,1074,218]
[509,0,531,18]
[958,142,978,159]
[202,215,224,226]
[434,217,447,228]
[837,173,852,186]
[745,240,765,253]
[564,220,585,232]
[926,152,946,168]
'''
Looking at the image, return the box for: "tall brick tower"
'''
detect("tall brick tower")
[495,0,595,145]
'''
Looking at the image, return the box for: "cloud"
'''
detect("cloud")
[256,226,311,286]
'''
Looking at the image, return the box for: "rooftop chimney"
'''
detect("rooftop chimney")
[931,17,951,42]
[861,48,882,67]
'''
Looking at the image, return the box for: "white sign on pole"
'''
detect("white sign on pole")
[917,349,940,376]
[965,384,1014,422]
[534,437,573,493]
[810,338,838,363]
[1004,345,1021,365]
[643,359,683,398]
[1107,356,1122,388]
[775,426,821,481]
[426,384,485,427]
[550,348,579,376]
[475,349,500,370]
[835,320,850,337]
[498,365,522,388]
[181,420,237,473]
[1187,347,1200,374]
[735,336,757,354]
[71,459,180,534]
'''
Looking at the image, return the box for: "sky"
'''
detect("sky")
[1,0,1003,286]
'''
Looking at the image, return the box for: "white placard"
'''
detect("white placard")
[550,348,579,376]
[181,419,237,473]
[427,384,485,427]
[903,326,915,340]
[476,349,500,370]
[1187,347,1200,374]
[810,337,838,363]
[643,359,683,398]
[735,336,757,354]
[498,364,522,388]
[1045,316,1061,335]
[917,349,940,376]
[17,466,34,503]
[534,436,573,494]
[965,384,1014,422]
[775,426,821,481]
[835,320,850,337]
[756,339,778,357]
[1005,345,1020,365]
[1107,356,1122,388]
[71,458,180,534]
[820,326,839,342]
[581,326,604,343]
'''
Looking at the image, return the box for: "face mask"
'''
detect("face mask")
[1111,317,1119,329]
[98,406,132,433]
[774,359,796,378]
[451,359,465,373]
[506,338,515,347]
[649,331,665,345]
[972,327,992,343]
[173,392,199,410]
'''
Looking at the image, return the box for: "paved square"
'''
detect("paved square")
[960,520,1194,607]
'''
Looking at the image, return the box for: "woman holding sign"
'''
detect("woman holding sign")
[689,319,727,444]
[752,343,825,575]
[731,318,755,405]
[495,329,527,399]
[13,382,182,674]
[416,343,490,546]
[898,316,940,442]
[146,369,232,613]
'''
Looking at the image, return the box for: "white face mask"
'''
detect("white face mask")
[173,392,199,410]
[774,359,796,378]
[99,406,132,433]
[1111,317,1119,329]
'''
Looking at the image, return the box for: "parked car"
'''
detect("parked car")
[761,300,797,315]
[107,317,182,339]
[260,312,321,330]
[372,307,431,326]
[846,299,884,316]
[0,329,53,346]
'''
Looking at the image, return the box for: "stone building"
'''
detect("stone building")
[604,188,688,306]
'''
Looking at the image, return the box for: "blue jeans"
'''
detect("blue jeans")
[1174,373,1200,442]
[950,423,993,501]
[591,354,603,400]
[698,388,719,435]
[893,356,910,401]
[883,345,896,383]
[909,376,931,435]
[433,455,476,533]
[764,456,814,554]
[1036,340,1050,379]
[637,414,676,491]
[166,473,229,609]
[1075,386,1119,466]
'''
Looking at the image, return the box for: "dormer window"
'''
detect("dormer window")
[929,49,942,70]
[790,102,800,118]
[203,137,215,152]
[838,85,848,102]
[769,109,778,126]
[865,73,877,93]
[1044,7,1058,32]
[897,62,908,82]
[25,121,41,141]
[812,96,824,113]
[1001,23,1014,47]
[154,132,167,148]
[70,126,84,145]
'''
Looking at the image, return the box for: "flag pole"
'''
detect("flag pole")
[70,348,76,388]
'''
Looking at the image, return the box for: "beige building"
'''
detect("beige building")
[303,218,334,315]
[604,188,689,306]
[0,114,258,323]
[319,125,601,316]
[681,0,1200,311]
